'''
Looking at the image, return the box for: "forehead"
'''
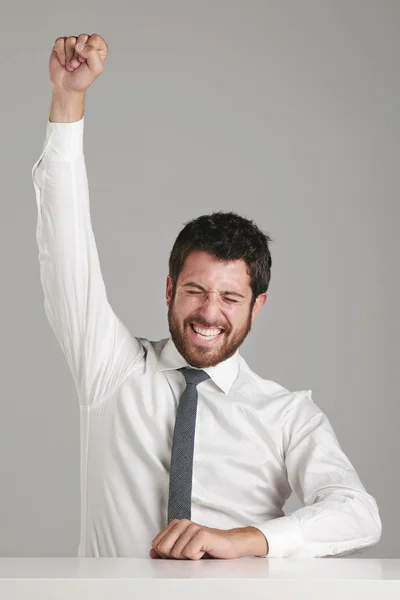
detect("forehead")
[178,250,251,291]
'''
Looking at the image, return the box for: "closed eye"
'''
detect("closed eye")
[185,289,240,303]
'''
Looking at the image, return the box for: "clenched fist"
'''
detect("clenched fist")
[49,33,108,94]
[150,519,269,560]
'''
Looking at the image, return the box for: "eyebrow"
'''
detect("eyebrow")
[182,282,246,299]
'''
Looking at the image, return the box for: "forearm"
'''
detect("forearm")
[230,526,269,558]
[50,88,85,123]
[250,490,381,558]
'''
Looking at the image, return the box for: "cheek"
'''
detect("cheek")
[173,295,201,318]
[230,305,250,325]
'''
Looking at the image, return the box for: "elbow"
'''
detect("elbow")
[369,512,382,547]
[324,488,382,554]
[356,494,382,550]
[327,498,382,557]
[368,493,382,543]
[359,519,381,553]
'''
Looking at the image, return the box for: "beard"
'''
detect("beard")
[168,300,252,369]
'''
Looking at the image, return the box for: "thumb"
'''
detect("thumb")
[75,43,104,73]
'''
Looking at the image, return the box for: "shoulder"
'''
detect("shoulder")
[236,354,319,417]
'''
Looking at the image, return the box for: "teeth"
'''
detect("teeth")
[193,325,222,337]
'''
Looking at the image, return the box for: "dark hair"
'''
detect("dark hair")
[168,211,273,302]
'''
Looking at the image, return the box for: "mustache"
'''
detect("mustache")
[185,316,230,331]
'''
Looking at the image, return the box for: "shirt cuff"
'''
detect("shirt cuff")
[250,515,305,558]
[42,117,85,161]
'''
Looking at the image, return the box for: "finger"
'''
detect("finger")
[53,37,66,66]
[74,42,105,75]
[150,521,178,559]
[181,530,208,561]
[65,36,77,70]
[86,33,109,62]
[154,520,192,558]
[171,524,202,559]
[72,33,90,65]
[151,519,180,549]
[151,546,170,559]
[152,520,182,556]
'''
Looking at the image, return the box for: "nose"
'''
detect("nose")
[196,292,223,325]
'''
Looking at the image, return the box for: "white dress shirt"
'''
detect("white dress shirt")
[31,118,382,559]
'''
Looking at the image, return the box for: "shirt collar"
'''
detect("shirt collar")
[157,337,240,395]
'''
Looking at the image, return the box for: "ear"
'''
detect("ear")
[166,275,174,307]
[251,292,267,323]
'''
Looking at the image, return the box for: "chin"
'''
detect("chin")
[182,339,238,369]
[181,348,218,369]
[187,355,219,369]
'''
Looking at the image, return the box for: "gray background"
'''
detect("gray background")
[0,0,398,558]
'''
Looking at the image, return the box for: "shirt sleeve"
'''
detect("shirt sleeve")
[250,392,382,557]
[32,118,145,406]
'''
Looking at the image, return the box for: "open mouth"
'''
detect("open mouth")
[189,323,225,343]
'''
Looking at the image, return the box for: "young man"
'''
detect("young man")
[32,33,381,560]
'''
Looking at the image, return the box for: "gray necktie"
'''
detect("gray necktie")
[167,367,210,524]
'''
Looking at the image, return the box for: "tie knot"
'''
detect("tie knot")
[179,367,210,387]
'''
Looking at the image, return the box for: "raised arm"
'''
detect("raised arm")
[32,34,144,406]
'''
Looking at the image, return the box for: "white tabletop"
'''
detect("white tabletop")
[1,557,399,599]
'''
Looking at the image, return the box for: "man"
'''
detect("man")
[32,33,382,560]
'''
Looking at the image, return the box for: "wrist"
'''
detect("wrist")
[229,526,269,558]
[50,88,85,123]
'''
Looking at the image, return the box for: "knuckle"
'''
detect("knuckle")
[196,529,207,542]
[65,38,76,56]
[157,543,167,554]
